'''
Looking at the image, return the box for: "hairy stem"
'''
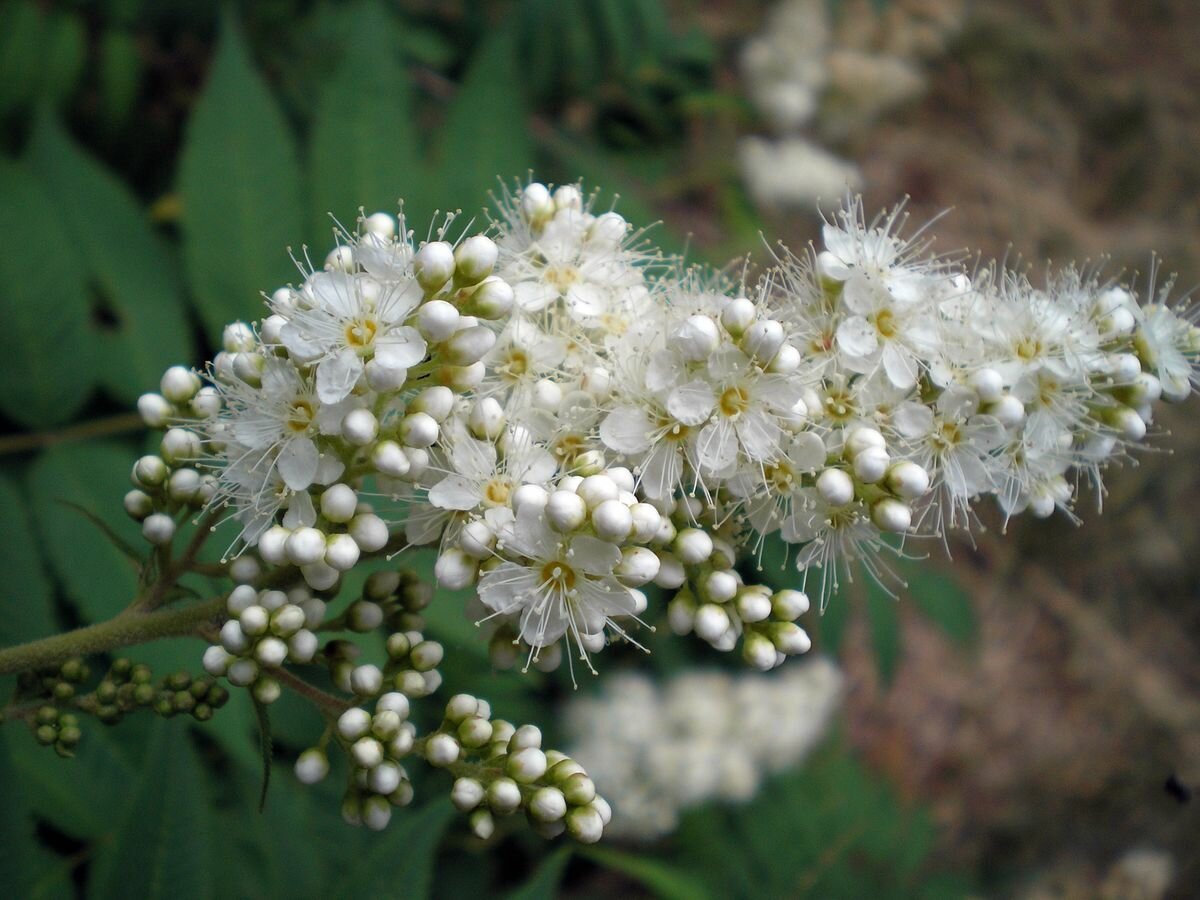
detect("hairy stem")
[0,596,226,676]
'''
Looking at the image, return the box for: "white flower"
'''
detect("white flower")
[477,505,639,664]
[276,271,426,403]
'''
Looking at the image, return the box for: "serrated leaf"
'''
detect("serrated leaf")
[178,13,303,340]
[505,847,572,900]
[28,111,194,403]
[0,473,58,646]
[582,847,713,900]
[0,160,97,428]
[865,581,902,686]
[87,721,215,900]
[5,721,136,841]
[435,26,535,218]
[308,0,425,242]
[28,441,141,623]
[906,565,977,648]
[328,799,454,898]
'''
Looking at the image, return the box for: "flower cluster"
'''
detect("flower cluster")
[566,658,844,839]
[125,179,1199,840]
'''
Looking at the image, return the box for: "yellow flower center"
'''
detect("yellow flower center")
[719,386,751,417]
[286,399,315,433]
[344,317,378,350]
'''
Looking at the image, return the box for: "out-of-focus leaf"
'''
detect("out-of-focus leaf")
[0,473,58,646]
[0,161,96,428]
[5,720,136,840]
[865,580,902,686]
[505,847,572,900]
[87,721,215,900]
[582,846,713,900]
[906,564,977,647]
[308,0,425,241]
[98,29,142,131]
[178,13,302,339]
[202,683,264,773]
[28,442,141,623]
[0,733,61,896]
[40,12,86,105]
[436,26,535,218]
[0,3,46,115]
[328,798,453,898]
[28,111,194,403]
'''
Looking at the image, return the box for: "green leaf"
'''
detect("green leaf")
[505,847,572,900]
[87,721,215,900]
[28,441,141,623]
[906,565,977,648]
[0,733,56,896]
[178,12,303,340]
[0,3,46,115]
[327,799,454,899]
[0,160,97,428]
[865,581,902,686]
[28,111,194,403]
[582,847,714,900]
[98,29,143,132]
[0,472,58,646]
[5,721,137,841]
[435,26,535,218]
[308,0,425,242]
[39,12,86,105]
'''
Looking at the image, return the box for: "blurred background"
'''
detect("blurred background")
[1,0,1198,897]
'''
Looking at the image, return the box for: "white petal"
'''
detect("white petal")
[599,406,653,454]
[836,316,878,358]
[316,349,363,403]
[789,431,827,471]
[893,402,934,438]
[570,536,621,576]
[666,381,716,427]
[479,563,539,614]
[428,475,482,511]
[514,280,558,312]
[882,342,918,390]
[374,327,427,369]
[278,438,319,491]
[639,441,682,500]
[736,408,780,460]
[566,282,607,319]
[696,420,738,472]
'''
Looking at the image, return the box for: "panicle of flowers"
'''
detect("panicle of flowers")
[122,178,1200,841]
[566,658,844,839]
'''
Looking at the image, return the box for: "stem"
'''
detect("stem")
[0,412,144,457]
[272,668,352,719]
[0,596,226,676]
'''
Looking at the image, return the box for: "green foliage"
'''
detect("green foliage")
[28,441,141,623]
[308,1,425,243]
[0,159,97,428]
[0,473,58,646]
[178,13,304,340]
[28,112,193,404]
[88,721,216,900]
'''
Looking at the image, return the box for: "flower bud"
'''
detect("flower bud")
[320,484,358,523]
[342,409,379,446]
[743,630,778,670]
[286,527,327,566]
[772,589,810,620]
[735,588,772,623]
[521,182,554,221]
[468,397,505,439]
[417,299,460,342]
[553,184,582,210]
[443,325,496,366]
[507,747,548,783]
[414,241,455,290]
[742,319,785,362]
[161,366,200,403]
[425,733,460,767]
[288,630,318,663]
[546,490,588,532]
[123,489,154,521]
[371,440,411,478]
[142,513,176,546]
[872,497,912,532]
[138,392,172,427]
[435,549,477,590]
[770,621,812,655]
[988,394,1025,427]
[324,533,362,572]
[529,786,567,822]
[853,445,890,484]
[452,777,485,811]
[816,468,854,506]
[399,412,439,448]
[462,276,514,318]
[351,664,384,696]
[349,513,389,552]
[486,777,522,814]
[300,561,340,591]
[695,603,731,643]
[202,645,233,677]
[454,235,498,284]
[886,461,930,499]
[255,636,289,668]
[674,315,720,361]
[673,528,714,565]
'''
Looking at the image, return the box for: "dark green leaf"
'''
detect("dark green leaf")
[5,720,137,840]
[0,3,46,115]
[308,0,425,242]
[0,473,58,646]
[0,160,97,427]
[865,581,902,686]
[178,12,303,340]
[906,565,977,648]
[87,720,215,900]
[98,29,142,131]
[28,441,141,623]
[505,847,572,900]
[329,798,454,898]
[0,732,59,896]
[435,26,535,218]
[582,846,713,900]
[29,111,194,403]
[39,12,86,105]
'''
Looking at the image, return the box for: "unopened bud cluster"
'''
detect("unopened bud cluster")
[106,180,1199,840]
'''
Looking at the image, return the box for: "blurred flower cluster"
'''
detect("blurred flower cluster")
[567,658,844,839]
